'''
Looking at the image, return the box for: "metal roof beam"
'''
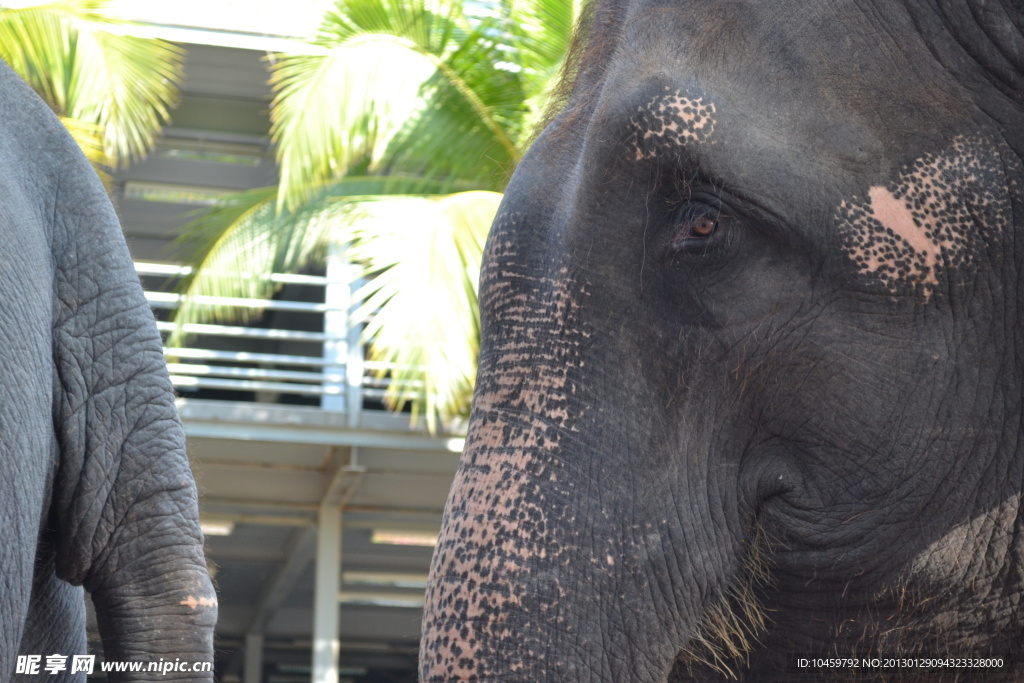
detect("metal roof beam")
[184,420,464,453]
[246,448,367,638]
[248,526,316,634]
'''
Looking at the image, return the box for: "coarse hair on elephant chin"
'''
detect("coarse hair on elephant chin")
[674,523,775,680]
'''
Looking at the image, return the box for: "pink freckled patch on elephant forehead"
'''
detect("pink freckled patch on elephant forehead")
[868,187,933,256]
[631,86,716,160]
[861,186,946,286]
[837,135,1014,296]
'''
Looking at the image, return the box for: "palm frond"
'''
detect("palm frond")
[316,0,460,54]
[0,0,183,165]
[269,37,438,209]
[68,22,183,165]
[177,0,575,429]
[269,0,526,208]
[169,185,335,345]
[379,20,525,189]
[170,177,473,343]
[508,0,581,70]
[505,0,582,141]
[172,181,500,428]
[349,191,501,428]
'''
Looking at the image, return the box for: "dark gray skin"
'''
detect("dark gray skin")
[0,63,216,680]
[421,1,1024,681]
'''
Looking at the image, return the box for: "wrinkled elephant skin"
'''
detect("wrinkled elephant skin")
[422,1,1024,681]
[0,64,216,679]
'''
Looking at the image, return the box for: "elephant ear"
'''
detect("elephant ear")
[0,63,216,671]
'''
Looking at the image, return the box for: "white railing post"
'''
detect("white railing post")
[322,246,357,417]
[346,281,364,430]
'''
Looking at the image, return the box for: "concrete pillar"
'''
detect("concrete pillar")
[311,503,342,683]
[243,633,263,683]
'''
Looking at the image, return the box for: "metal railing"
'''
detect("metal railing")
[137,261,420,425]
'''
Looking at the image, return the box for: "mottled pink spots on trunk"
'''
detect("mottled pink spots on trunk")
[420,212,590,681]
[838,135,1016,297]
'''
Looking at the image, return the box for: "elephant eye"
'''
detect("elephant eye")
[690,217,718,237]
[669,208,720,253]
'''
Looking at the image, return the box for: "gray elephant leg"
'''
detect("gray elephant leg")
[0,371,57,678]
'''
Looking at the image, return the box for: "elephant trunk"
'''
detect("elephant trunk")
[90,558,217,677]
[420,218,757,680]
[420,401,760,681]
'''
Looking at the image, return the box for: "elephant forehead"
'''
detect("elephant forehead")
[837,135,1016,297]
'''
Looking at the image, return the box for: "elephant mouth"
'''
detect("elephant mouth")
[675,522,774,679]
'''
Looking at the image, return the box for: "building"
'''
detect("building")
[86,4,463,680]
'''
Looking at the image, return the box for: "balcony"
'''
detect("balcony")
[139,260,444,429]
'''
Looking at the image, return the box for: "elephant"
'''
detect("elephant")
[0,63,216,678]
[420,0,1024,681]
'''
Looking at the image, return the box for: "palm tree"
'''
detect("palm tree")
[172,0,580,429]
[0,0,183,171]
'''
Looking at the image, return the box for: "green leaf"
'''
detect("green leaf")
[270,37,439,209]
[348,191,501,428]
[379,19,524,189]
[171,180,501,429]
[170,184,335,344]
[0,0,183,166]
[505,0,583,140]
[269,0,525,208]
[170,176,476,340]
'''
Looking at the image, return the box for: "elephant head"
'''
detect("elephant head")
[421,0,1024,680]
